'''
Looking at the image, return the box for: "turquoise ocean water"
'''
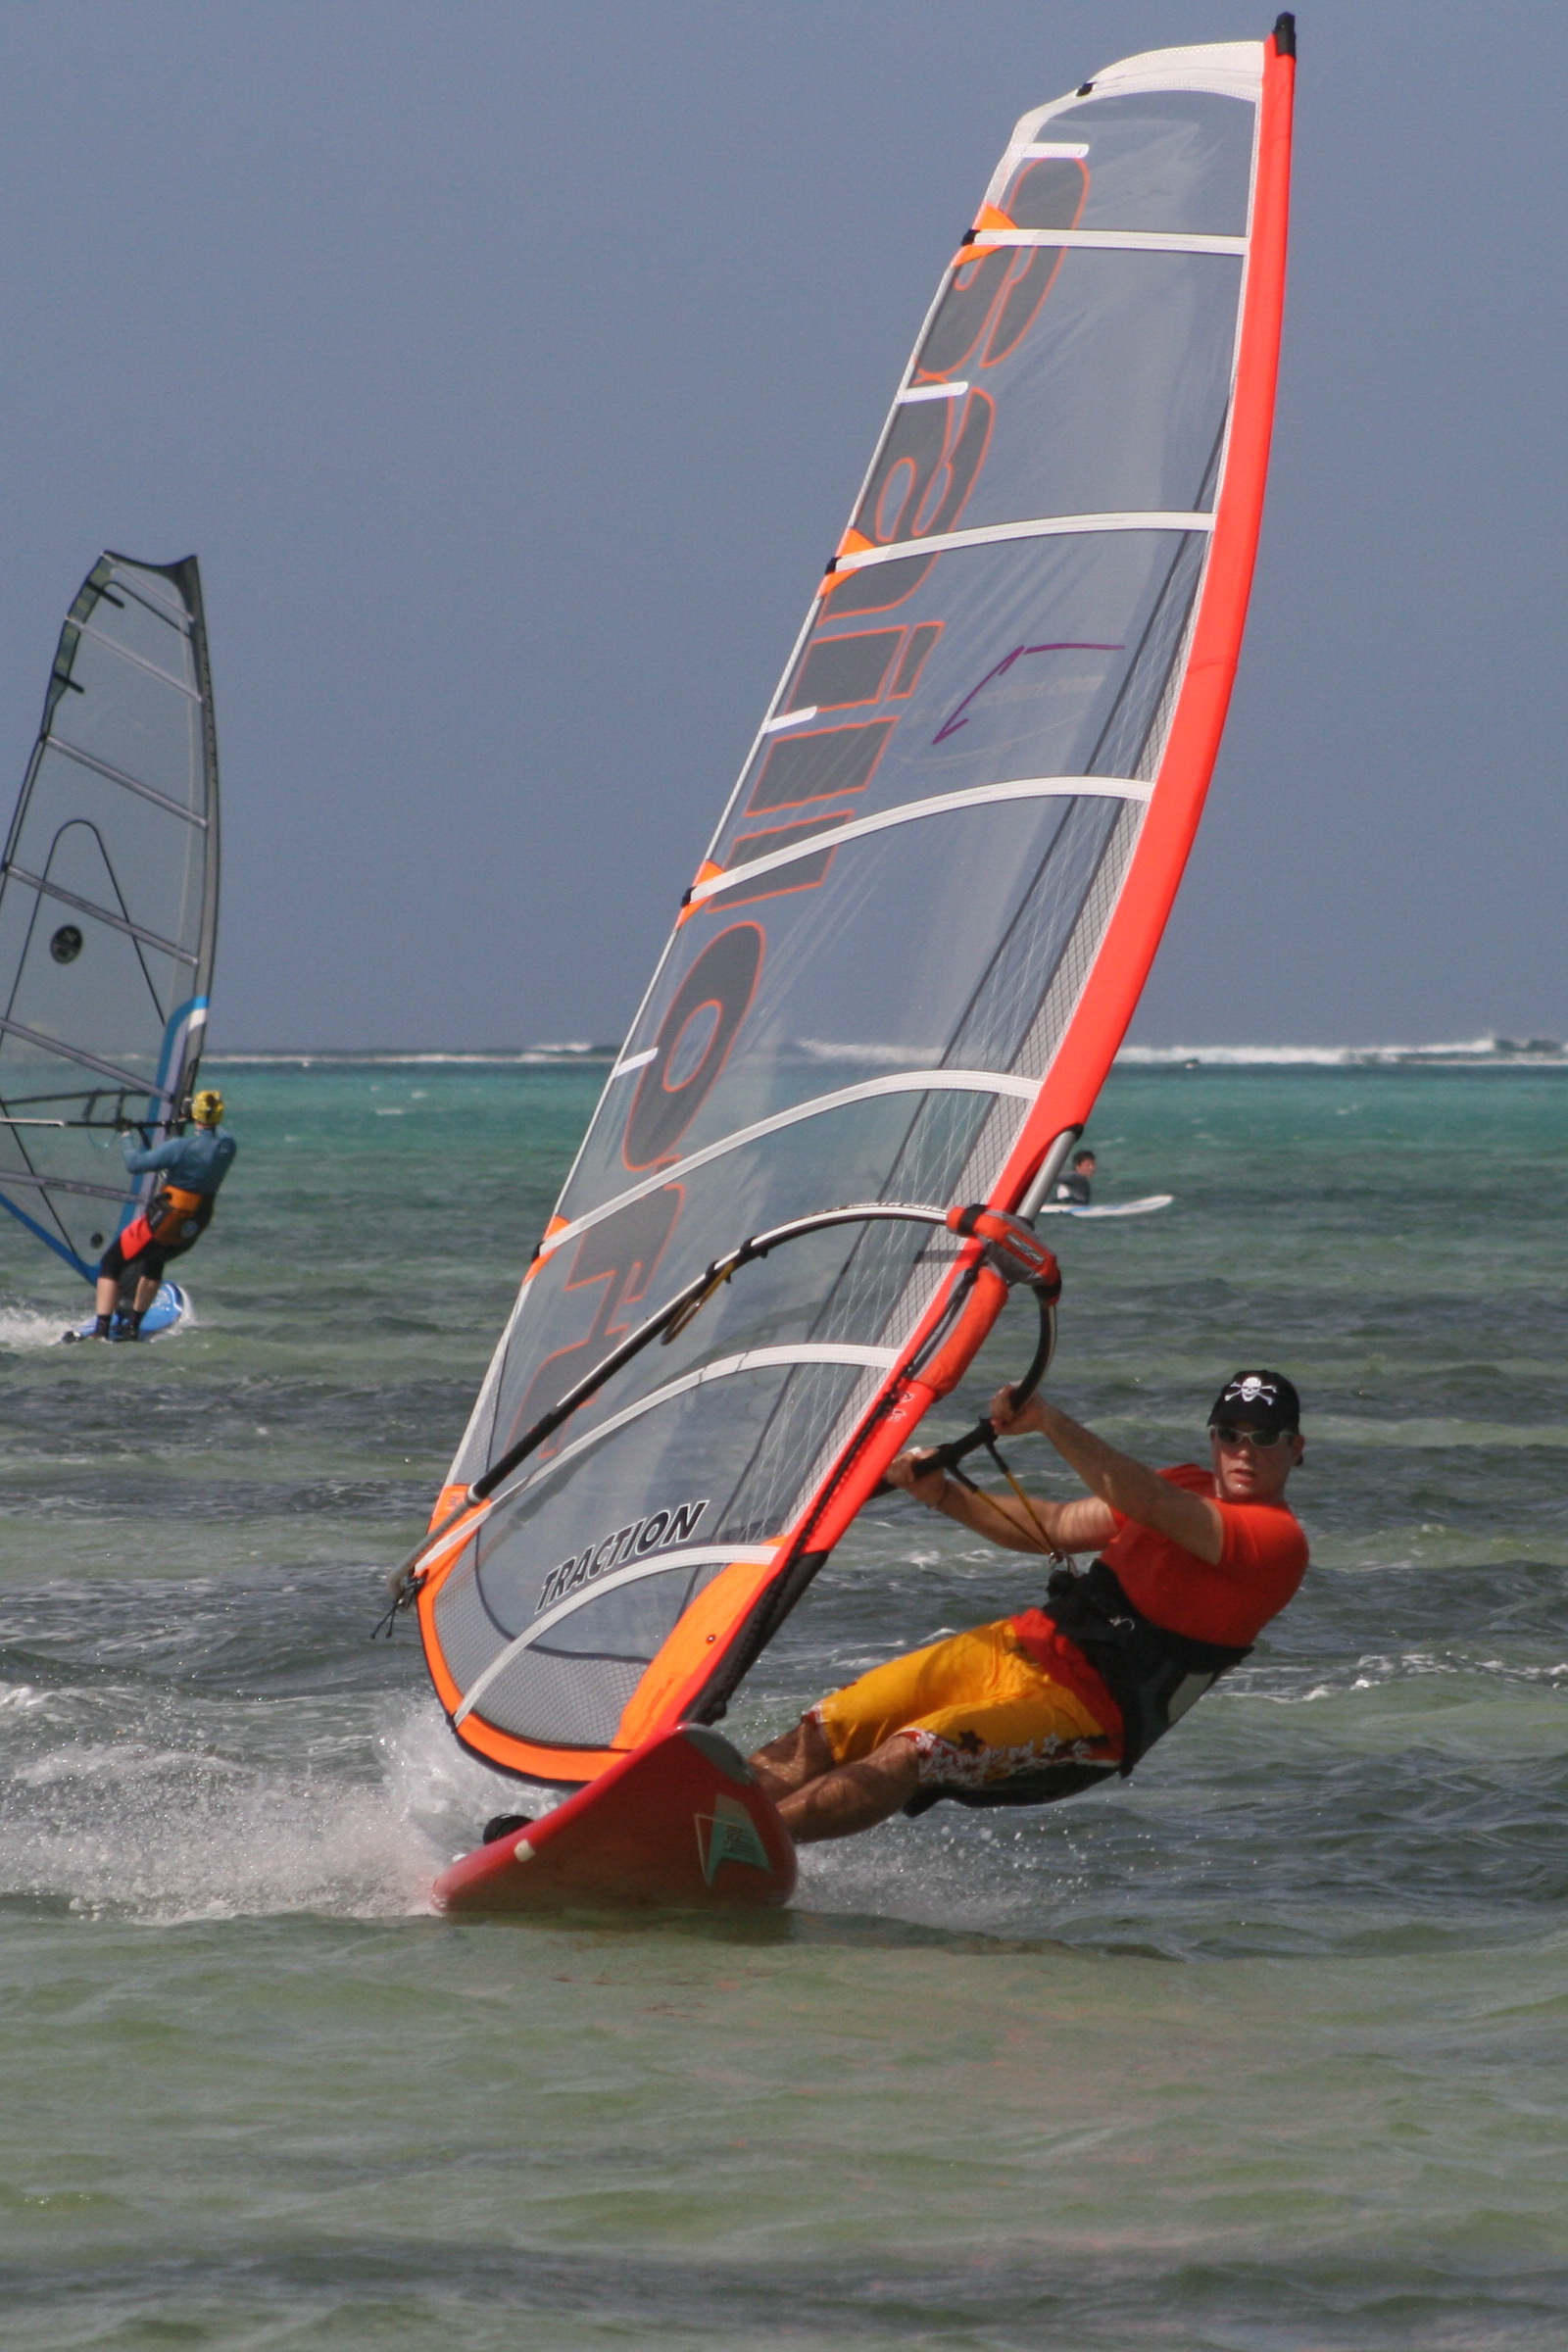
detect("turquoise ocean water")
[3,1060,1567,2349]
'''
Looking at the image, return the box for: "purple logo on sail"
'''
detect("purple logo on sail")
[933,642,1123,745]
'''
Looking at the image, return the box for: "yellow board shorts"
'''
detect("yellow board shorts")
[812,1620,1120,1789]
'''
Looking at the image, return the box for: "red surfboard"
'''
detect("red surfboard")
[433,1724,798,1914]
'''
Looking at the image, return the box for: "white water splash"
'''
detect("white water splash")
[0,1302,81,1351]
[0,1690,506,1925]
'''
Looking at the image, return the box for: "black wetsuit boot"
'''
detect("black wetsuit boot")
[482,1814,533,1843]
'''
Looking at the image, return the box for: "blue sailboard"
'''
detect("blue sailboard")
[66,1279,191,1345]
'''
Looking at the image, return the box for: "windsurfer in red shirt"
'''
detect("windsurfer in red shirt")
[749,1370,1307,1844]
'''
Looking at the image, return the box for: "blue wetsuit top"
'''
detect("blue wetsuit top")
[122,1126,237,1198]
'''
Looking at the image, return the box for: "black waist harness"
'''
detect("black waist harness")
[1040,1560,1251,1774]
[905,1561,1251,1817]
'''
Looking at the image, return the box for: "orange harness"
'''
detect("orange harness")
[116,1186,212,1265]
[146,1185,208,1246]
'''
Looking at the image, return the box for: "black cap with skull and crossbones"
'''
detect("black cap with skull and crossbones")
[1207,1369,1301,1435]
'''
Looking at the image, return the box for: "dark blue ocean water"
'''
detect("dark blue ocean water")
[2,1060,1567,2350]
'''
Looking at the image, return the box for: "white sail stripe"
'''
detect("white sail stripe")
[103,571,194,636]
[478,1342,900,1531]
[455,1544,782,1726]
[896,381,970,403]
[72,619,202,702]
[4,863,200,965]
[607,1046,659,1081]
[454,1335,904,1722]
[0,1013,146,1092]
[1083,61,1261,101]
[833,512,1214,574]
[968,228,1247,255]
[536,1068,1038,1263]
[761,706,817,732]
[45,736,209,828]
[1015,142,1090,159]
[0,1165,132,1204]
[691,776,1151,906]
[1018,48,1262,119]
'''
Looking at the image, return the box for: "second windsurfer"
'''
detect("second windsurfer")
[1050,1148,1097,1206]
[85,1089,237,1340]
[748,1372,1307,1842]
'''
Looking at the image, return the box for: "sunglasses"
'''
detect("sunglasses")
[1210,1421,1295,1448]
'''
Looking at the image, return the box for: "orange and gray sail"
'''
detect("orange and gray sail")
[0,555,219,1278]
[417,27,1296,1784]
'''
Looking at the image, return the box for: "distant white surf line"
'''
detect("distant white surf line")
[209,1050,618,1066]
[209,1036,1568,1071]
[1117,1037,1566,1067]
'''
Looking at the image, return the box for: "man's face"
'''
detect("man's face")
[1207,1417,1302,1501]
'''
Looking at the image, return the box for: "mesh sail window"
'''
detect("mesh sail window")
[419,28,1295,1786]
[0,555,220,1278]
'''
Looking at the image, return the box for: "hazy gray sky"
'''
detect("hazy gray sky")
[0,3,1561,1050]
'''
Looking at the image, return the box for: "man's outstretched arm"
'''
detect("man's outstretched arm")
[991,1389,1224,1565]
[884,1448,1115,1555]
[121,1133,181,1174]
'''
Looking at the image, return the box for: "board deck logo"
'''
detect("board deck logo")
[538,1497,709,1611]
[695,1792,773,1885]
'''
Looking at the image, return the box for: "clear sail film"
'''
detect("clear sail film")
[0,555,220,1277]
[419,28,1296,1785]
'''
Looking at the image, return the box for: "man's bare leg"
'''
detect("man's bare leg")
[132,1273,160,1314]
[749,1714,835,1802]
[94,1275,119,1321]
[776,1738,920,1843]
[750,1722,921,1844]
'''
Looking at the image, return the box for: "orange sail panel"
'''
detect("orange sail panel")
[420,27,1295,1788]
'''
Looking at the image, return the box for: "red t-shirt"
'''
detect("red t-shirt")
[1009,1464,1309,1743]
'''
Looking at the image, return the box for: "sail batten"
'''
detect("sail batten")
[829,514,1217,573]
[420,25,1295,1785]
[688,777,1152,905]
[966,229,1249,254]
[0,1017,148,1090]
[0,1166,136,1202]
[46,737,210,826]
[71,621,203,700]
[530,1072,1042,1264]
[4,868,201,963]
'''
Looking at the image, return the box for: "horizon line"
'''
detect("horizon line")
[198,1033,1567,1070]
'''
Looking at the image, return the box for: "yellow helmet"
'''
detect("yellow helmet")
[191,1088,224,1125]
